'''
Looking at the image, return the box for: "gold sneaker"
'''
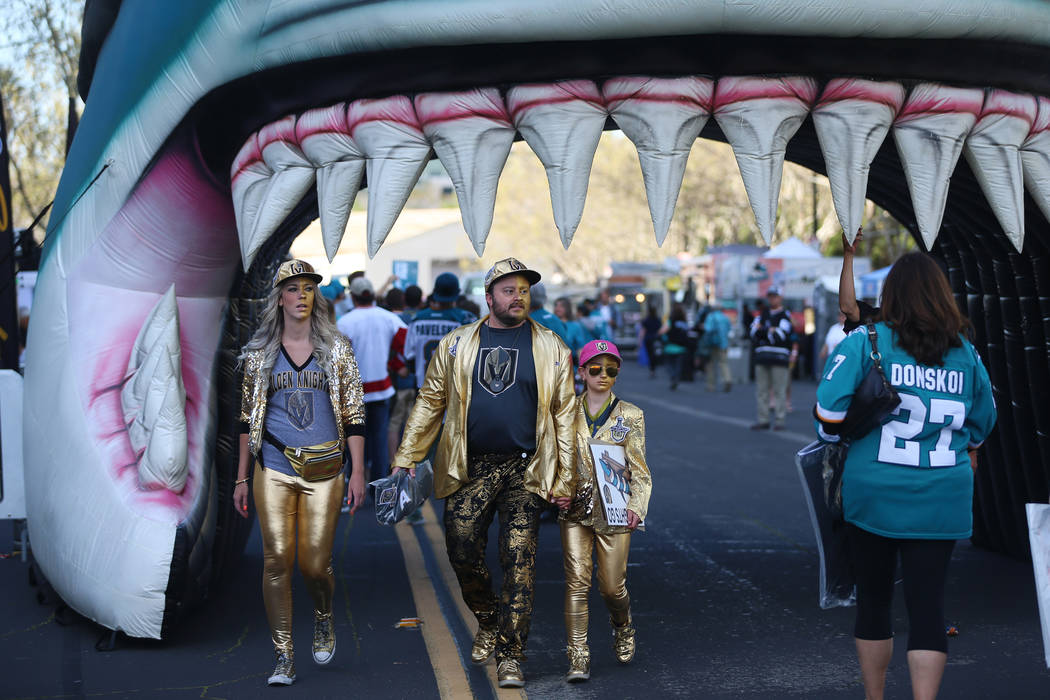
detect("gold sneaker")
[267,651,296,686]
[612,621,636,664]
[312,612,336,665]
[565,645,590,683]
[497,658,525,688]
[470,626,497,664]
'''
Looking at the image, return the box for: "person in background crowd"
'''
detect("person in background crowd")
[640,305,662,379]
[579,299,612,342]
[391,258,575,689]
[336,277,406,481]
[383,286,414,471]
[703,302,732,392]
[815,252,996,700]
[749,287,792,430]
[658,304,690,391]
[556,339,652,683]
[403,284,425,319]
[819,311,849,368]
[384,287,405,314]
[457,295,482,319]
[234,260,366,687]
[553,296,587,362]
[596,288,621,334]
[529,282,570,348]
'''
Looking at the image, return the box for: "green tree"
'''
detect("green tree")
[0,0,82,231]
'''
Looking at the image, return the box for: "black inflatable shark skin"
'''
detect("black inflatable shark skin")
[26,0,1050,637]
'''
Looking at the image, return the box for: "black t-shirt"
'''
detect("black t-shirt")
[843,300,880,334]
[468,323,538,454]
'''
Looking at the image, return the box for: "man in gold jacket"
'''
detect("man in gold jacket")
[391,258,575,689]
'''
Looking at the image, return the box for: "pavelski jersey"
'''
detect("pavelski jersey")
[404,307,477,387]
[815,322,997,538]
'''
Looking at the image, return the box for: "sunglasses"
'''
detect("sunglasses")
[586,364,619,378]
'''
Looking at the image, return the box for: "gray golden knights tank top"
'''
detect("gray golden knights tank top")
[261,347,339,476]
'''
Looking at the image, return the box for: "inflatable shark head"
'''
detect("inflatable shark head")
[25,0,1050,638]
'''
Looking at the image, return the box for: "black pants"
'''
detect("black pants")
[444,453,546,662]
[848,524,955,652]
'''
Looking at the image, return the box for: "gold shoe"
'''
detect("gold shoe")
[470,626,497,664]
[612,621,636,664]
[497,658,525,688]
[312,612,336,665]
[267,650,296,686]
[565,645,590,683]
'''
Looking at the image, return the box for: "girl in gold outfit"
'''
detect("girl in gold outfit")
[233,260,366,687]
[556,339,652,683]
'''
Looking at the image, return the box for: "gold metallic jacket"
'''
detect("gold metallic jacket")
[391,317,576,500]
[239,335,365,455]
[562,394,652,534]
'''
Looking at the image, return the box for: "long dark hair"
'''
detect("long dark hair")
[880,252,971,366]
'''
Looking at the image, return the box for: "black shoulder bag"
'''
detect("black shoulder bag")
[823,322,902,519]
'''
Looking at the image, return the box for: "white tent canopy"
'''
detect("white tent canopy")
[762,236,822,258]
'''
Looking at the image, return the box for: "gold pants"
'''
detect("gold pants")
[253,463,345,655]
[560,520,632,649]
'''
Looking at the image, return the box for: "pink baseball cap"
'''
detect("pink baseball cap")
[578,339,622,367]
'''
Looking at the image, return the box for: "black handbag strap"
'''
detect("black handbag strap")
[866,322,887,374]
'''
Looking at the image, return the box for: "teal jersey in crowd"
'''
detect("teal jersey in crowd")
[815,322,997,539]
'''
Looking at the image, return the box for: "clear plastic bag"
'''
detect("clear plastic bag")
[796,441,856,609]
[369,460,434,526]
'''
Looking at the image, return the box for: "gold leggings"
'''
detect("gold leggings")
[253,463,345,655]
[560,520,632,649]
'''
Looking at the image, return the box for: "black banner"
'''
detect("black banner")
[0,92,19,370]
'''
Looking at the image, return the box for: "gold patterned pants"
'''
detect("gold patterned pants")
[444,453,546,662]
[253,463,345,655]
[560,520,632,649]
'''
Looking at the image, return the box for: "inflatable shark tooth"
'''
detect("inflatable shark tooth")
[813,79,906,244]
[713,76,818,244]
[297,103,366,262]
[230,132,272,270]
[415,88,515,257]
[507,80,608,249]
[120,286,188,493]
[248,116,318,266]
[1021,97,1050,224]
[964,90,1038,252]
[347,96,432,258]
[604,76,714,246]
[893,83,984,250]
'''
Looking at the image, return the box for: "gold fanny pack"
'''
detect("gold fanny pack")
[266,432,343,482]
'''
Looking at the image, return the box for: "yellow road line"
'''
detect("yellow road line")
[394,516,473,699]
[418,501,528,700]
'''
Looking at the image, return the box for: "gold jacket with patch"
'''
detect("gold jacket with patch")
[391,317,576,500]
[239,335,365,455]
[562,393,652,534]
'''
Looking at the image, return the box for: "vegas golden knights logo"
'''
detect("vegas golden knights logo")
[479,346,517,396]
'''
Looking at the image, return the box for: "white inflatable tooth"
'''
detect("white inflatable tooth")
[1022,97,1050,225]
[813,79,906,244]
[249,115,317,262]
[604,76,714,245]
[713,76,817,244]
[347,96,432,258]
[963,90,1038,252]
[892,84,983,250]
[298,103,365,262]
[507,80,608,249]
[230,133,272,270]
[415,89,515,256]
[120,286,188,493]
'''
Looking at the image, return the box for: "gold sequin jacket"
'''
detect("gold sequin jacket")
[239,335,365,456]
[561,393,652,534]
[391,317,576,500]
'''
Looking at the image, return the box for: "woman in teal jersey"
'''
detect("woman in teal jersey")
[815,252,996,700]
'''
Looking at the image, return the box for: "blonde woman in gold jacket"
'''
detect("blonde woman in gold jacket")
[233,260,365,687]
[557,339,652,683]
[392,259,575,688]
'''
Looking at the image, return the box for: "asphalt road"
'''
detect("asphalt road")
[3,362,1049,699]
